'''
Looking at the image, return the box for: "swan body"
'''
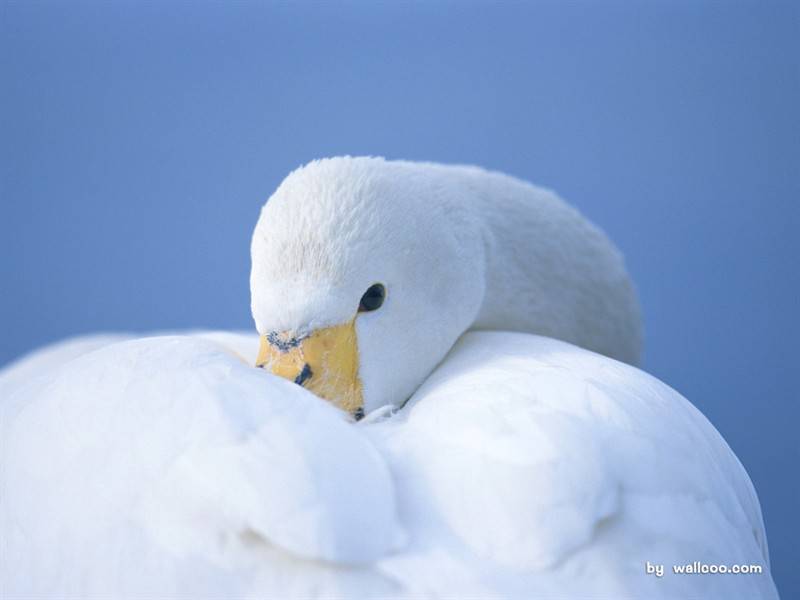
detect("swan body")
[0,332,777,598]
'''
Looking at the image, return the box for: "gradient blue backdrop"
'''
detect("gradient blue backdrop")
[2,1,798,595]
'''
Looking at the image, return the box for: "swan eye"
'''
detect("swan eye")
[358,283,386,312]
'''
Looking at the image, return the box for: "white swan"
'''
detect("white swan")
[0,157,778,599]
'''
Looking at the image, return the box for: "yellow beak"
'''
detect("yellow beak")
[255,320,364,416]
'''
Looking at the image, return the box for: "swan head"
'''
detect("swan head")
[250,157,485,417]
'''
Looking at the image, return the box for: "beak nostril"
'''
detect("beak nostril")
[267,331,306,353]
[294,363,313,386]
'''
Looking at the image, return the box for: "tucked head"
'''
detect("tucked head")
[250,157,486,417]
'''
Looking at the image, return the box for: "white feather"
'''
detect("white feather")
[0,332,777,598]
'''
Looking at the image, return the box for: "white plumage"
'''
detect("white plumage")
[1,332,777,598]
[0,157,778,598]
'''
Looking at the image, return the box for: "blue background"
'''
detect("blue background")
[2,1,797,595]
